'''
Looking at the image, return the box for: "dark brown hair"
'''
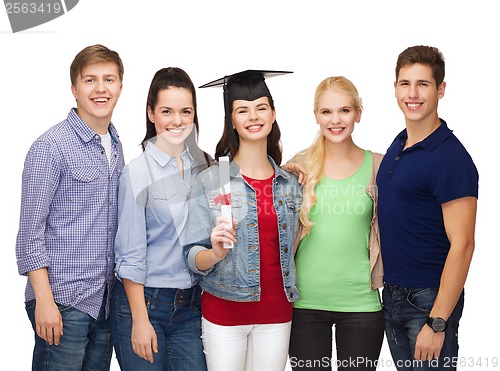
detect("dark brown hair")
[395,45,445,88]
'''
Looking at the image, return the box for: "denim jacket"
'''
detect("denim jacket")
[183,156,302,302]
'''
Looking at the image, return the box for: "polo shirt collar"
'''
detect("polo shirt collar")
[398,118,452,152]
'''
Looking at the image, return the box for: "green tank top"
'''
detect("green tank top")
[294,150,381,312]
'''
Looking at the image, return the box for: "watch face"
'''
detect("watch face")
[431,317,447,332]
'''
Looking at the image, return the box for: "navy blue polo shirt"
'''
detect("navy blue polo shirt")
[377,120,478,288]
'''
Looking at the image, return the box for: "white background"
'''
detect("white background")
[1,1,498,369]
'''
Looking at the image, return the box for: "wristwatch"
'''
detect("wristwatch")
[426,316,448,332]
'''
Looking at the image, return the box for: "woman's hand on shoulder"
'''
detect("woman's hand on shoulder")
[282,162,308,185]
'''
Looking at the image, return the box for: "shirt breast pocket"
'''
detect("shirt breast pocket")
[149,187,177,208]
[208,199,244,227]
[68,166,101,203]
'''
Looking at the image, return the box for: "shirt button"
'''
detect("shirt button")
[284,247,289,253]
[395,156,400,160]
[282,223,287,229]
[278,200,283,206]
[389,170,393,175]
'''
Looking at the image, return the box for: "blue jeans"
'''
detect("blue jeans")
[110,280,206,371]
[25,296,113,371]
[383,285,464,371]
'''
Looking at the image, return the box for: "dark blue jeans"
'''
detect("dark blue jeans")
[383,285,464,371]
[26,296,113,371]
[289,308,384,370]
[110,280,206,371]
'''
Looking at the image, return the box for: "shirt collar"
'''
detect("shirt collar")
[145,140,193,167]
[68,108,119,143]
[398,118,452,152]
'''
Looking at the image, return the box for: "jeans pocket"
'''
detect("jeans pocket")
[406,287,438,313]
[115,299,133,319]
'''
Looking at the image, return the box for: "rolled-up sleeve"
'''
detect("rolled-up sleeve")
[114,165,148,284]
[16,140,60,275]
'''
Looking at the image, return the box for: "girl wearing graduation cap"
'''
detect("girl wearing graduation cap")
[183,70,302,370]
[285,76,384,370]
[111,67,212,371]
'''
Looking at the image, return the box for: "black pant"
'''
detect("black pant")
[289,308,384,371]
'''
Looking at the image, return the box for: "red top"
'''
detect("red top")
[201,173,292,325]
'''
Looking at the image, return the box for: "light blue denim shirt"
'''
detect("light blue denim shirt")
[183,156,302,302]
[114,141,208,289]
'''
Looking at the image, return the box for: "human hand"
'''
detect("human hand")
[282,162,307,185]
[131,318,158,363]
[210,216,236,261]
[414,324,445,361]
[34,298,63,345]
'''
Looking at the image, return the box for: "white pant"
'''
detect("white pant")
[201,317,292,371]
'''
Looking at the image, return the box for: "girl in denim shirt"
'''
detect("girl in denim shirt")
[184,70,302,371]
[111,68,212,371]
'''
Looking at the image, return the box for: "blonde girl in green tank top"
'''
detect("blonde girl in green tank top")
[285,76,384,371]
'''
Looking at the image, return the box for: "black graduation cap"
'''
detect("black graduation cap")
[199,70,292,103]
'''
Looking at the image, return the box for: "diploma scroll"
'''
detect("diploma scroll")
[219,156,233,248]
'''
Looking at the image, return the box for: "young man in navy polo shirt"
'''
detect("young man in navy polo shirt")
[377,45,478,371]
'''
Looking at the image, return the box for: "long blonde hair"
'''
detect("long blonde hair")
[295,76,363,238]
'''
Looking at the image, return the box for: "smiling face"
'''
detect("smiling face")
[231,96,276,143]
[71,61,122,133]
[394,63,445,125]
[147,87,194,155]
[315,89,361,144]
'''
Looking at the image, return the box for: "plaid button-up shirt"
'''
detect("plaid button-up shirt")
[16,108,124,319]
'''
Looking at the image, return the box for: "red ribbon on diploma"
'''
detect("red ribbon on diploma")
[213,193,231,206]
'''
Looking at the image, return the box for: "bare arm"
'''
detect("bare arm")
[414,196,477,360]
[122,279,158,363]
[28,268,63,345]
